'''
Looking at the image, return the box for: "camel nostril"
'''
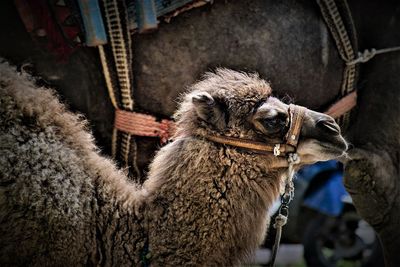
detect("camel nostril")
[316,118,341,135]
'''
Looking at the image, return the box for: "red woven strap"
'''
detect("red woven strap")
[325,90,357,118]
[114,109,176,143]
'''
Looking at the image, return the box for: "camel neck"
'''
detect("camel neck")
[141,137,284,265]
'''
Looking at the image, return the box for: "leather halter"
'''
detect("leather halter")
[204,104,307,157]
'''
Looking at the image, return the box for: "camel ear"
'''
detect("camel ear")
[192,92,227,130]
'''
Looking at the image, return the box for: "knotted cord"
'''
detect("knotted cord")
[317,0,400,130]
[346,46,400,65]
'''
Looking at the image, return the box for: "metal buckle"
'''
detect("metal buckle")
[273,144,281,156]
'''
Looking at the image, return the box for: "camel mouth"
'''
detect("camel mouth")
[319,141,348,157]
[296,136,348,163]
[320,134,348,152]
[316,138,349,162]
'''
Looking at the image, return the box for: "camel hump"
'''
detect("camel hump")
[0,59,98,266]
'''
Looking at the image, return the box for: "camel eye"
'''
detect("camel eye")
[262,117,279,128]
[260,114,287,132]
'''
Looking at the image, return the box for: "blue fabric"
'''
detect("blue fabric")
[303,172,348,216]
[296,160,339,182]
[76,0,107,46]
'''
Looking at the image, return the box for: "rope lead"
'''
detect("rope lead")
[268,153,300,267]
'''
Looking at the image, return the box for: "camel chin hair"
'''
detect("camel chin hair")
[0,60,347,266]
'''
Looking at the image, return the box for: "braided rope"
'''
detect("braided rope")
[102,0,133,110]
[98,45,118,109]
[101,0,140,177]
[111,127,118,158]
[98,45,119,157]
[130,137,141,179]
[117,0,140,176]
[318,0,355,61]
[102,0,131,165]
[120,131,131,166]
[316,0,358,130]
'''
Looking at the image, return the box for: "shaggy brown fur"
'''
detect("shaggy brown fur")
[0,60,346,266]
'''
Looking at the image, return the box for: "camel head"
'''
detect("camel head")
[175,69,348,164]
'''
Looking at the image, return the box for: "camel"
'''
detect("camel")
[1,1,400,264]
[0,61,347,266]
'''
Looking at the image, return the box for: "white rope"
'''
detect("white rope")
[346,46,400,65]
[98,45,118,109]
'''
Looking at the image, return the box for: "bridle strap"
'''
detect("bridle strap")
[204,135,296,156]
[204,104,307,157]
[286,104,307,147]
